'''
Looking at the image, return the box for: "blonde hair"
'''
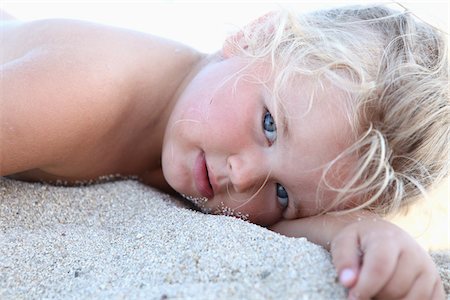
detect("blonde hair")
[227,4,449,216]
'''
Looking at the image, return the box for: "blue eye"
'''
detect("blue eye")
[263,110,277,144]
[276,183,289,208]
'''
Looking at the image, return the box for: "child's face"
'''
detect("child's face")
[162,56,356,226]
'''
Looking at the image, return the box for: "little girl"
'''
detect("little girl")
[1,4,447,299]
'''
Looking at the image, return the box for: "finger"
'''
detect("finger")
[349,238,399,300]
[399,271,442,300]
[430,277,445,300]
[330,229,361,288]
[373,248,421,299]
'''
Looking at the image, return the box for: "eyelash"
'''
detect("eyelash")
[262,108,289,209]
[262,108,277,145]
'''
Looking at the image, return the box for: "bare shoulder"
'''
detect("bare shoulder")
[1,17,199,73]
[0,18,200,177]
[0,25,127,176]
[1,19,130,95]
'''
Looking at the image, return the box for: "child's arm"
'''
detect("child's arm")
[270,210,372,250]
[270,213,445,299]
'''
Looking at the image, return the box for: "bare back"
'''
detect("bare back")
[0,18,205,191]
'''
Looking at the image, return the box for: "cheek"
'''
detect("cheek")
[208,111,239,142]
[204,101,255,151]
[208,191,282,226]
[164,93,212,150]
[161,139,188,192]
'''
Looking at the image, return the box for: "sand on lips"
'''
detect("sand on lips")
[0,177,346,299]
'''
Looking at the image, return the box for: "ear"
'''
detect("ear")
[222,11,277,58]
[222,30,246,58]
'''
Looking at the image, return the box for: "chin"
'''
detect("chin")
[161,160,178,192]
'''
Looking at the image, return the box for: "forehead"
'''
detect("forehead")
[273,74,356,196]
[274,74,353,145]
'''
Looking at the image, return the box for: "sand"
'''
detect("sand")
[0,177,448,299]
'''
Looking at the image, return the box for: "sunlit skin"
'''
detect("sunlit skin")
[162,55,357,226]
[1,15,445,299]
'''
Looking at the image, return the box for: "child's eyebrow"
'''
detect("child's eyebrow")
[277,108,290,141]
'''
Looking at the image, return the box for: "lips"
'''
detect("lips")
[193,152,214,198]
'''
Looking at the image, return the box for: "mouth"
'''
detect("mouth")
[193,152,214,199]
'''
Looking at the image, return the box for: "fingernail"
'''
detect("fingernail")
[339,268,355,285]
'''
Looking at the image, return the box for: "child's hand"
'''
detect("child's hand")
[269,212,445,299]
[330,219,445,300]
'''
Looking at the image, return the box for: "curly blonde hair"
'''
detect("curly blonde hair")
[227,4,449,216]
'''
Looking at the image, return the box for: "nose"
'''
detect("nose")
[227,151,269,193]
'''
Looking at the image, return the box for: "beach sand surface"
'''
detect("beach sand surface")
[0,177,448,299]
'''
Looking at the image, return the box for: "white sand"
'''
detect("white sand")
[1,177,448,299]
[0,178,346,299]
